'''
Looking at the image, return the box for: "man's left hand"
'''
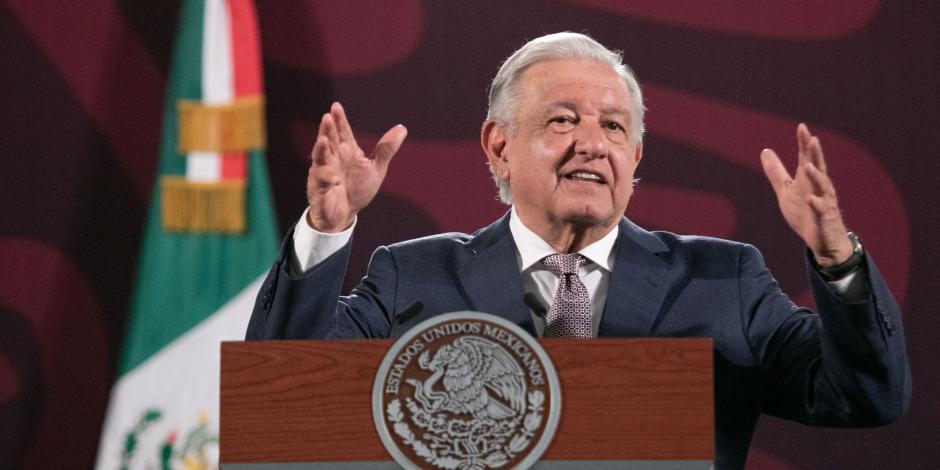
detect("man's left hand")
[760,123,854,267]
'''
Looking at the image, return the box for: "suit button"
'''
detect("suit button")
[261,289,272,309]
[881,314,894,335]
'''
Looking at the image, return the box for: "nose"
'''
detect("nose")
[573,120,608,160]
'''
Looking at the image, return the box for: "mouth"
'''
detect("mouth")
[564,170,607,185]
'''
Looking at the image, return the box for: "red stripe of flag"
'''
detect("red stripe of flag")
[220,153,247,180]
[229,0,262,96]
[220,0,262,180]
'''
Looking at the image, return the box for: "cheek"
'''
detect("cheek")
[510,139,555,176]
[614,152,640,199]
[617,145,641,176]
[531,137,555,159]
[527,136,571,179]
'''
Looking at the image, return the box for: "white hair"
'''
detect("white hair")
[486,32,645,204]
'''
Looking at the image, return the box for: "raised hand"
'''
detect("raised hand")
[760,123,854,267]
[306,102,407,232]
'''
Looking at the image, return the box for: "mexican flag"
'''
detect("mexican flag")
[96,0,277,468]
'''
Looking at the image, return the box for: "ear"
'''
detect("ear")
[481,120,510,180]
[633,141,643,165]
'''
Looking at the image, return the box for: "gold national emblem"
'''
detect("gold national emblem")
[373,311,562,470]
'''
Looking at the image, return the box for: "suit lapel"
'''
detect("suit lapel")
[599,218,673,337]
[457,213,536,335]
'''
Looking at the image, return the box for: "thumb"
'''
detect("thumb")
[372,124,408,168]
[760,148,791,195]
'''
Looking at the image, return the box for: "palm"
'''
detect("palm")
[343,148,386,209]
[306,102,407,232]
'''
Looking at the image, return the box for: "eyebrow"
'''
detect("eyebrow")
[544,101,630,117]
[545,101,578,113]
[599,106,629,117]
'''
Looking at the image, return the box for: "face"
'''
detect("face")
[485,59,643,236]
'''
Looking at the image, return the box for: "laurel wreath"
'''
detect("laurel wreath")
[120,408,163,470]
[505,391,544,459]
[387,390,545,469]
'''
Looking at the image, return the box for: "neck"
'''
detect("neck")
[515,210,617,253]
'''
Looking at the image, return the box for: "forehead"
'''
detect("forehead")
[517,59,631,113]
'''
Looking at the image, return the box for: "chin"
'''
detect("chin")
[556,204,615,228]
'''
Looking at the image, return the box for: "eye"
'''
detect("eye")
[548,115,577,131]
[603,120,625,132]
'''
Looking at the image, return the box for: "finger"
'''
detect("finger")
[804,162,836,197]
[806,194,840,222]
[797,123,812,166]
[310,137,340,188]
[317,112,331,149]
[314,163,341,188]
[760,148,792,194]
[807,194,848,244]
[372,124,408,168]
[320,113,341,158]
[311,135,330,166]
[330,102,354,143]
[807,194,827,217]
[808,135,827,173]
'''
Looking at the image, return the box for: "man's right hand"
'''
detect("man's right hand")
[306,102,408,232]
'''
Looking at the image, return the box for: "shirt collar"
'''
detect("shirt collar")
[509,207,618,272]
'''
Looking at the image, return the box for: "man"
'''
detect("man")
[246,32,910,469]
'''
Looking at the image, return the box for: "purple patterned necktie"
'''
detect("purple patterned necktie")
[542,253,593,338]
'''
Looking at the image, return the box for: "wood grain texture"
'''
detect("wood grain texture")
[220,338,713,463]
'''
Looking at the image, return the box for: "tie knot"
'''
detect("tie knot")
[542,253,587,277]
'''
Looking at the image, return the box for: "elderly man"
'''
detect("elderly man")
[246,32,910,469]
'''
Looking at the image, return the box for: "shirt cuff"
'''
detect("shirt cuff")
[291,207,356,274]
[825,266,869,302]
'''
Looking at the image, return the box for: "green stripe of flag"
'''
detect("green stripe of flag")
[118,0,277,375]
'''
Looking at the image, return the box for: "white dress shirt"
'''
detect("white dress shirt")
[508,207,616,337]
[291,207,356,274]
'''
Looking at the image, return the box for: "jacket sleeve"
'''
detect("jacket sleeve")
[741,244,911,426]
[245,227,399,340]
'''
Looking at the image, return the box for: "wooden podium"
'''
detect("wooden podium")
[220,338,714,469]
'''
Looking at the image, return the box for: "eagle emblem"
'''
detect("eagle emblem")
[374,312,560,470]
[408,336,526,422]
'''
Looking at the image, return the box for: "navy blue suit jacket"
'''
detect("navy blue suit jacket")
[246,213,910,469]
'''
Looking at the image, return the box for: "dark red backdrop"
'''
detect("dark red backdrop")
[1,1,938,468]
